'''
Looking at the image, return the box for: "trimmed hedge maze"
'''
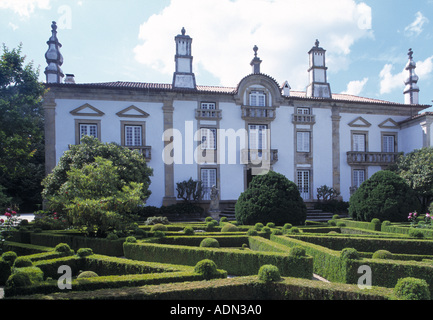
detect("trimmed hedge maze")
[2,218,433,300]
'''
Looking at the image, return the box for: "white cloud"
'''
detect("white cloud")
[342,77,368,95]
[379,55,433,94]
[404,11,429,37]
[0,0,51,17]
[133,0,372,89]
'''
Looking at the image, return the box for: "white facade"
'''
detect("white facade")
[43,26,433,209]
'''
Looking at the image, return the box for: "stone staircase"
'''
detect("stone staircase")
[219,204,237,221]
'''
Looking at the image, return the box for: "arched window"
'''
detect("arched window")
[249,90,266,107]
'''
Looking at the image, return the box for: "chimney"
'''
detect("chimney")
[64,74,75,84]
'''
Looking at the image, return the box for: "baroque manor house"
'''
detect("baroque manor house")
[43,22,433,209]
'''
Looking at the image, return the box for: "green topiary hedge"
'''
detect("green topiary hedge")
[235,171,307,225]
[348,170,421,222]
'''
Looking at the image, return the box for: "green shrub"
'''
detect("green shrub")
[0,259,11,285]
[205,217,213,222]
[394,277,430,300]
[336,221,346,227]
[206,220,219,231]
[1,251,17,266]
[258,264,281,282]
[266,222,275,228]
[340,248,360,260]
[151,223,168,232]
[153,230,165,238]
[6,272,31,288]
[235,171,307,225]
[144,216,170,225]
[55,243,74,256]
[272,229,283,235]
[247,229,258,236]
[77,271,99,279]
[332,214,340,220]
[409,228,425,239]
[125,236,137,243]
[13,257,32,268]
[183,226,195,235]
[219,217,228,225]
[200,238,220,248]
[282,223,292,230]
[289,246,306,257]
[254,223,264,231]
[349,170,421,222]
[328,220,336,226]
[372,250,393,259]
[194,259,219,280]
[77,248,94,257]
[106,233,119,240]
[221,223,239,233]
[287,226,300,234]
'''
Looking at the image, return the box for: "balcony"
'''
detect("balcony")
[195,108,222,120]
[127,146,152,161]
[241,106,276,121]
[292,114,316,124]
[241,149,278,165]
[346,151,401,166]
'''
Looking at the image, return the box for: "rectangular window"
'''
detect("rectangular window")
[249,91,266,107]
[352,134,366,152]
[201,168,217,201]
[353,169,365,188]
[383,135,395,153]
[201,128,217,150]
[125,125,142,147]
[80,124,98,139]
[297,170,310,200]
[297,131,310,152]
[296,107,311,115]
[201,102,216,110]
[248,124,268,150]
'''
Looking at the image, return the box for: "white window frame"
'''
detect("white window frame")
[296,107,311,115]
[201,168,217,201]
[80,124,98,139]
[248,124,268,151]
[297,131,310,152]
[297,170,310,200]
[353,169,365,189]
[382,135,395,153]
[200,128,217,150]
[249,90,266,107]
[125,125,142,147]
[352,133,366,152]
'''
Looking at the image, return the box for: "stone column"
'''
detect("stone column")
[331,105,341,194]
[162,100,177,206]
[43,91,57,176]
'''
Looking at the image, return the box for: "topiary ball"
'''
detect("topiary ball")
[55,243,74,256]
[221,223,239,233]
[12,257,33,268]
[200,238,220,248]
[6,272,31,288]
[151,223,168,232]
[77,248,94,257]
[194,259,219,280]
[1,251,17,266]
[235,171,307,225]
[183,226,195,235]
[372,250,393,260]
[77,271,99,279]
[340,248,360,260]
[394,277,430,300]
[258,264,281,282]
[289,246,306,257]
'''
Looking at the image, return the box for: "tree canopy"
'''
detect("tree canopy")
[0,44,46,211]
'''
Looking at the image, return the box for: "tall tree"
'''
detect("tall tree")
[0,44,46,211]
[392,147,433,213]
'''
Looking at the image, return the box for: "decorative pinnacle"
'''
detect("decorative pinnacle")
[408,48,413,60]
[181,27,186,36]
[51,21,57,32]
[253,45,258,57]
[315,39,319,47]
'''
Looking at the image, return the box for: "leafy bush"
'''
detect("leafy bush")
[235,171,307,225]
[200,238,220,248]
[221,223,238,233]
[409,228,425,239]
[55,243,74,256]
[394,277,430,300]
[1,251,17,266]
[372,250,393,259]
[144,216,170,225]
[77,248,94,257]
[5,271,31,288]
[151,224,168,232]
[340,248,360,260]
[125,236,137,243]
[349,170,421,222]
[13,256,32,268]
[77,271,99,279]
[183,226,194,235]
[194,259,219,280]
[258,264,281,282]
[289,246,306,257]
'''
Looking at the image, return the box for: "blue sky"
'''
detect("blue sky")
[1,0,432,110]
